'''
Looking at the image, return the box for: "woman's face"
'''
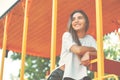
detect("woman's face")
[72,12,86,32]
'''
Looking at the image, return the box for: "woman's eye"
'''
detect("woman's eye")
[78,16,83,19]
[72,17,75,21]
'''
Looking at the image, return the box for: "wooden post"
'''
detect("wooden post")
[50,0,57,72]
[0,15,8,80]
[20,0,29,79]
[95,0,104,80]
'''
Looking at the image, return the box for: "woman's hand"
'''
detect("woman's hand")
[80,52,90,66]
[80,52,97,66]
[81,60,90,66]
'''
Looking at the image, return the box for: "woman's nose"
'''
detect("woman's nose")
[74,18,79,23]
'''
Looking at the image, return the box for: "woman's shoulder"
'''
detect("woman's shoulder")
[85,34,95,40]
[62,32,73,40]
[62,32,71,37]
[63,32,71,35]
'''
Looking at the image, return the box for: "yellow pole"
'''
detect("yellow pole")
[103,74,118,80]
[0,15,8,80]
[95,0,104,80]
[50,0,57,72]
[20,0,29,80]
[94,72,98,79]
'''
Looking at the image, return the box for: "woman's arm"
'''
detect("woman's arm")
[70,45,96,55]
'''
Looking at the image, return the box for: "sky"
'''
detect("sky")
[0,0,19,18]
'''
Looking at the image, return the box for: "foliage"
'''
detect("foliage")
[103,33,120,61]
[11,52,60,80]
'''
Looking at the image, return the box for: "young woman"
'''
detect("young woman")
[47,10,97,80]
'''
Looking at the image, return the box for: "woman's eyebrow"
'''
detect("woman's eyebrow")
[78,15,83,17]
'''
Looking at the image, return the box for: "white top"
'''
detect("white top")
[58,32,97,80]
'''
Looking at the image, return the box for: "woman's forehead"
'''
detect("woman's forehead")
[72,12,83,17]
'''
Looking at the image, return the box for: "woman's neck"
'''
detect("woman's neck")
[77,31,86,38]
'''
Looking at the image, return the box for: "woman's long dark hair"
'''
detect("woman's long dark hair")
[67,10,89,46]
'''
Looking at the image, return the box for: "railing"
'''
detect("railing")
[93,74,118,80]
[90,58,119,80]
